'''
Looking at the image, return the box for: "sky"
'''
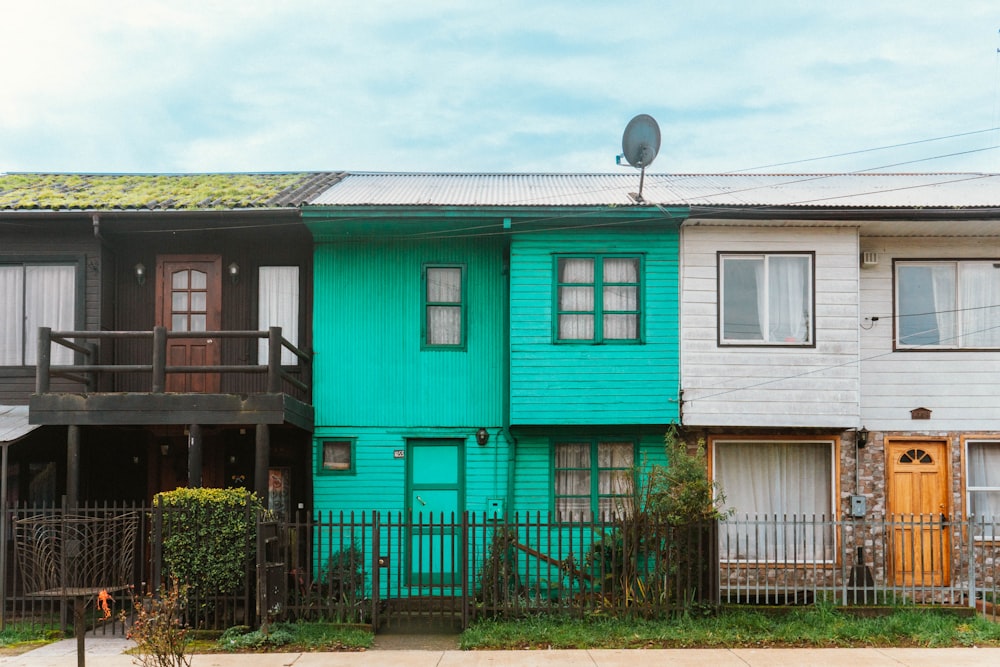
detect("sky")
[2,1,999,175]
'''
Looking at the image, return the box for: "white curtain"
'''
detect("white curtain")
[558,259,594,340]
[0,266,24,365]
[959,263,1000,347]
[930,264,957,345]
[602,258,638,340]
[968,442,1000,537]
[258,266,299,364]
[24,265,75,365]
[555,442,591,520]
[716,441,833,561]
[767,256,809,343]
[597,441,634,519]
[426,267,462,345]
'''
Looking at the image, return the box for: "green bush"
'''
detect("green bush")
[155,487,263,595]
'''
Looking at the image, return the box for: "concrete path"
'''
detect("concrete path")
[6,638,1000,667]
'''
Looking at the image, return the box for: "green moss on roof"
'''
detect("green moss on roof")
[0,172,343,211]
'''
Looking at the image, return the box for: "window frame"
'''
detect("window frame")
[552,254,644,344]
[551,437,636,522]
[717,251,816,347]
[421,263,466,350]
[317,438,357,475]
[894,259,1000,351]
[965,437,1000,539]
[710,436,838,563]
[0,258,83,368]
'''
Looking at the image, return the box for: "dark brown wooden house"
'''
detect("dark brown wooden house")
[0,172,342,512]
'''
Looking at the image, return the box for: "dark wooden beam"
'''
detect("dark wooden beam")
[66,425,80,508]
[254,425,269,503]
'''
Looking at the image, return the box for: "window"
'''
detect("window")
[719,253,813,345]
[713,439,835,561]
[896,261,1000,349]
[423,265,464,347]
[319,439,355,474]
[967,440,1000,538]
[258,266,300,364]
[554,439,633,521]
[555,255,641,343]
[0,263,76,366]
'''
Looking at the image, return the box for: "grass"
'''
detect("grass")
[0,623,63,651]
[460,606,1000,650]
[208,622,373,652]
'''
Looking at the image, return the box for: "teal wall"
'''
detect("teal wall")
[312,236,505,428]
[509,229,680,426]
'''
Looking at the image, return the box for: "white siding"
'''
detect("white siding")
[860,237,1000,431]
[681,225,860,427]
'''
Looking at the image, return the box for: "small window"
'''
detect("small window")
[319,439,355,474]
[719,253,813,345]
[0,263,77,366]
[553,439,634,521]
[967,440,1000,539]
[555,255,641,343]
[896,261,1000,349]
[423,265,464,347]
[258,266,300,364]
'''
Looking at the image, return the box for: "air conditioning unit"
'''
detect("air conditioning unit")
[860,251,878,268]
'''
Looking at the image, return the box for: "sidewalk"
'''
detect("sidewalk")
[6,638,1000,667]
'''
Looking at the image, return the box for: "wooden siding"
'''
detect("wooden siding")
[312,237,504,428]
[860,236,1000,431]
[680,226,860,427]
[0,227,101,403]
[509,230,680,426]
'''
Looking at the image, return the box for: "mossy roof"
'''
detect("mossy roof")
[0,172,344,212]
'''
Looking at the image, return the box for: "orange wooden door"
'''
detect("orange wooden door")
[156,256,222,392]
[886,441,950,586]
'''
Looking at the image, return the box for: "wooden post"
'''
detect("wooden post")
[187,424,202,488]
[152,326,167,393]
[66,425,80,508]
[36,326,51,393]
[266,327,282,393]
[255,425,269,504]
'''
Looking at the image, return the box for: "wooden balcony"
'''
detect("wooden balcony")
[29,326,313,430]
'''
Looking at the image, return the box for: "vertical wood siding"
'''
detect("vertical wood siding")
[860,236,1000,431]
[509,229,680,426]
[312,236,504,428]
[680,226,860,427]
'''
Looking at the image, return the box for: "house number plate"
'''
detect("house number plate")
[393,450,405,459]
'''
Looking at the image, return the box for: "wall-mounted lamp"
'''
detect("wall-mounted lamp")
[228,262,240,284]
[856,427,869,449]
[134,262,146,286]
[476,428,490,446]
[160,443,170,457]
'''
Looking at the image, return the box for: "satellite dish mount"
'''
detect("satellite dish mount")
[620,114,661,202]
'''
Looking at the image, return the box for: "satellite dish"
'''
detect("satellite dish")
[621,114,661,168]
[620,114,660,202]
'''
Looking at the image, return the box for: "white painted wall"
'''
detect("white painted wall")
[859,236,1000,432]
[681,224,860,427]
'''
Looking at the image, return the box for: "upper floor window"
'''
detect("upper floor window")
[967,439,1000,539]
[0,263,76,366]
[423,265,465,348]
[258,266,300,364]
[719,253,814,346]
[555,255,641,343]
[896,260,1000,349]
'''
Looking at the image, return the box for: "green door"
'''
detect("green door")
[407,439,463,586]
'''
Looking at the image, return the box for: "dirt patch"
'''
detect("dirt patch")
[371,633,461,651]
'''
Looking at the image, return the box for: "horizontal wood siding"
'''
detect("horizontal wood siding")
[860,236,1000,431]
[509,230,680,425]
[681,226,860,427]
[312,237,504,429]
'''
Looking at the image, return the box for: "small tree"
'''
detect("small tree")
[645,423,728,524]
[125,579,191,667]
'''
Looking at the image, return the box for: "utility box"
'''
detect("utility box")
[487,499,504,519]
[849,495,867,518]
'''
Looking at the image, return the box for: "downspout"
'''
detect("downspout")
[501,238,517,517]
[92,213,104,241]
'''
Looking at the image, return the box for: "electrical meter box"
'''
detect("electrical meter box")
[849,495,867,518]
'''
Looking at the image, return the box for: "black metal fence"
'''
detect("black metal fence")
[3,505,998,636]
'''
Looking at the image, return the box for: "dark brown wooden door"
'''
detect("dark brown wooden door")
[156,256,222,392]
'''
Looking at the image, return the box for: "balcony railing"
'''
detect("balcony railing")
[34,325,310,396]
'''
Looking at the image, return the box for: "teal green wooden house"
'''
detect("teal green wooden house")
[303,173,685,585]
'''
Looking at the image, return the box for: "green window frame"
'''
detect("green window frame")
[317,438,356,475]
[422,264,466,349]
[553,438,635,521]
[554,255,642,343]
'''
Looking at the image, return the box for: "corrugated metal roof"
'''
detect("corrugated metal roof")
[0,406,38,444]
[308,172,1000,209]
[0,172,345,211]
